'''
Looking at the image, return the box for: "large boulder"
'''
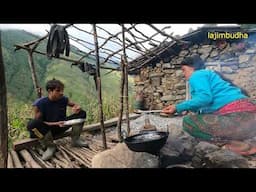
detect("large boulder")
[192,141,220,168]
[91,143,159,168]
[159,124,198,167]
[204,149,249,168]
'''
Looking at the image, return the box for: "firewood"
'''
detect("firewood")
[10,150,23,168]
[7,152,14,168]
[19,149,41,168]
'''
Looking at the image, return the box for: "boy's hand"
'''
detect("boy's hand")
[57,121,65,127]
[72,105,81,114]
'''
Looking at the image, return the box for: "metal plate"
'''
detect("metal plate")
[63,118,85,126]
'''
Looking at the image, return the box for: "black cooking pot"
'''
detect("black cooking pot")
[124,131,169,155]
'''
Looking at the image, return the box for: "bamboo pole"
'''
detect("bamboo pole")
[0,31,8,168]
[121,25,130,136]
[92,24,107,150]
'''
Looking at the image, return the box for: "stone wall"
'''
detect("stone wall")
[134,38,256,110]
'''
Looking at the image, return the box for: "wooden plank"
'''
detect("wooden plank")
[0,31,8,168]
[7,152,14,168]
[29,149,53,168]
[13,138,39,151]
[10,150,23,168]
[13,113,140,151]
[19,149,41,168]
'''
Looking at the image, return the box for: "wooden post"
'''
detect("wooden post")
[0,31,8,168]
[121,25,130,136]
[116,58,125,141]
[28,50,41,98]
[92,24,107,149]
[124,61,130,136]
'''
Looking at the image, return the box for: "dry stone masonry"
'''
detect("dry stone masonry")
[134,37,256,110]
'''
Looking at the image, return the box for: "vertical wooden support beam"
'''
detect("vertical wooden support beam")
[28,50,41,98]
[121,25,130,136]
[0,31,8,168]
[92,24,107,149]
[117,59,125,141]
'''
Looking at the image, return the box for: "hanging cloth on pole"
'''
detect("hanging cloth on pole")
[46,24,70,58]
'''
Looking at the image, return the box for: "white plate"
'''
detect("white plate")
[63,118,85,126]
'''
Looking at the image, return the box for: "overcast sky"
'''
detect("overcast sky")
[0,23,239,62]
[0,23,205,36]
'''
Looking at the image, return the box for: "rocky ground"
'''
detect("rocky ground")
[91,114,256,168]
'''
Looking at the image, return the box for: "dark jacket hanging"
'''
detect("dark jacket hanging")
[47,24,70,58]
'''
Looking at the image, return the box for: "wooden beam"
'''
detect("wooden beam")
[19,149,41,168]
[27,51,41,98]
[92,24,107,150]
[10,150,23,168]
[122,25,130,137]
[14,44,119,71]
[0,31,8,168]
[117,58,125,141]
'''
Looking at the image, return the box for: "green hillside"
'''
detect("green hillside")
[2,29,135,146]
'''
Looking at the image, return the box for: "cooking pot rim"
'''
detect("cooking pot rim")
[124,131,169,144]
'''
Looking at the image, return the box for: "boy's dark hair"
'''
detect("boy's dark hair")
[181,54,205,70]
[46,78,64,91]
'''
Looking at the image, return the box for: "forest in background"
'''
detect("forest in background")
[2,30,134,147]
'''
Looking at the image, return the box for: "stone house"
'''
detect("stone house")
[128,26,256,110]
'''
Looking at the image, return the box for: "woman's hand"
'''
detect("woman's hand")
[72,105,81,114]
[161,105,176,114]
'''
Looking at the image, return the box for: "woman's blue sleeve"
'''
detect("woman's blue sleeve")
[176,72,213,113]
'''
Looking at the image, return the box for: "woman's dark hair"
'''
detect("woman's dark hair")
[181,54,205,70]
[214,70,249,97]
[46,78,64,91]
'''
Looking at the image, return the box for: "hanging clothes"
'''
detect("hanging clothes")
[46,24,70,58]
